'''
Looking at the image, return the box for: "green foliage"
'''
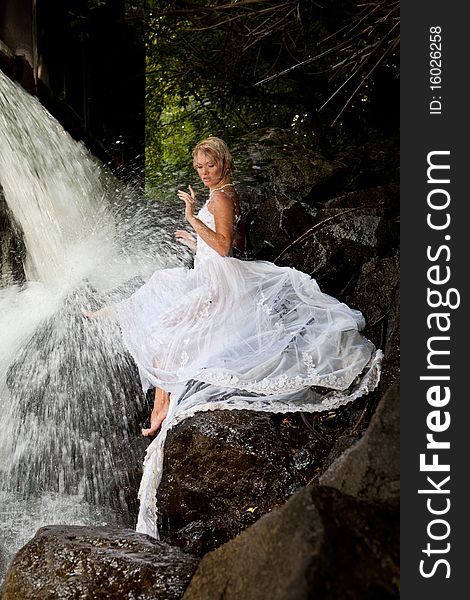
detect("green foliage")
[144,0,399,193]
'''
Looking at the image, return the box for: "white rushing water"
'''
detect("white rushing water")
[0,68,185,577]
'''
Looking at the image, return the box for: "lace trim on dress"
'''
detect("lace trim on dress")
[200,347,381,396]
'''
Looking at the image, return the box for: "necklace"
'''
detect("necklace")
[208,183,235,199]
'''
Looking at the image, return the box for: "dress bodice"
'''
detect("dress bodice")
[194,188,241,265]
[194,202,220,264]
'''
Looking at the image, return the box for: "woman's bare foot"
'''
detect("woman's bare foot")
[142,388,170,437]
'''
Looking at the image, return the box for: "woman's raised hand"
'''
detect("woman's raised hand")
[177,185,196,222]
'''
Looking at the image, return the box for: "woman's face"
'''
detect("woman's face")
[195,151,224,188]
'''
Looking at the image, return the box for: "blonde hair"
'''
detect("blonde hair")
[192,136,234,178]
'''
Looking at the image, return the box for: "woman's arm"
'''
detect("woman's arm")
[178,187,234,257]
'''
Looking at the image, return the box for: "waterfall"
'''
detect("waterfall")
[0,69,185,577]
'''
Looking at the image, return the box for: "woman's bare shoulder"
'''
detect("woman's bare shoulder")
[207,190,237,214]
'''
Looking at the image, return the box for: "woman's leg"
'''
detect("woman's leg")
[142,387,170,437]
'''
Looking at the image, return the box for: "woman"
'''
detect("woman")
[142,136,242,436]
[89,136,382,434]
[88,136,382,536]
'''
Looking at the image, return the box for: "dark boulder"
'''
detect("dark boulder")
[176,381,399,598]
[0,188,25,285]
[156,397,383,556]
[276,186,399,299]
[157,410,312,555]
[320,382,400,504]
[0,526,199,600]
[346,254,400,390]
[182,485,399,600]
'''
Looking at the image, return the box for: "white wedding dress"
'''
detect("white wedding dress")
[114,195,383,538]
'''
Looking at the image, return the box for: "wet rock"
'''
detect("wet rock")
[285,210,382,295]
[279,187,399,299]
[0,188,25,285]
[157,410,332,555]
[0,526,199,600]
[233,129,399,319]
[156,399,385,556]
[236,128,335,204]
[247,194,315,258]
[319,382,399,504]
[349,254,400,331]
[233,129,335,259]
[304,135,399,204]
[182,485,399,600]
[380,285,400,391]
[347,254,400,389]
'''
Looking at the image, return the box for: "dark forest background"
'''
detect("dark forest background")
[144,0,399,192]
[1,0,399,190]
